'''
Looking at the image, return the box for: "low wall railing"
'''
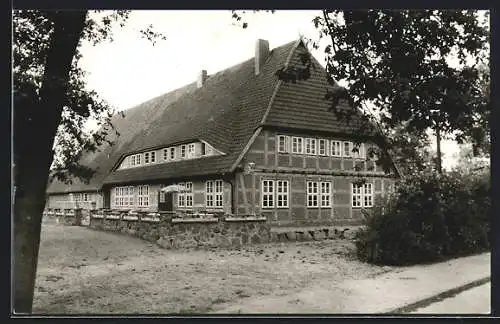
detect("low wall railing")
[87,209,267,224]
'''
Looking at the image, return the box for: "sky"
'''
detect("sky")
[77,10,474,169]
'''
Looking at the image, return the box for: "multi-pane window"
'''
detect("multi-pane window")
[331,141,342,157]
[319,139,328,156]
[262,180,274,208]
[170,147,176,160]
[163,148,168,161]
[343,142,352,158]
[83,193,90,202]
[114,187,134,207]
[352,143,365,159]
[215,180,224,207]
[130,155,136,166]
[177,182,185,208]
[137,185,149,207]
[177,182,193,208]
[307,181,319,207]
[276,180,289,208]
[185,182,193,207]
[291,137,303,154]
[144,152,150,164]
[187,144,196,158]
[352,183,373,208]
[205,180,224,208]
[150,151,156,163]
[320,182,331,207]
[305,138,317,155]
[205,181,214,207]
[278,135,289,153]
[180,145,187,158]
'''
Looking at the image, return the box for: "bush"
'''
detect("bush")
[355,168,490,265]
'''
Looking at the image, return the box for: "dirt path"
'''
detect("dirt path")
[33,223,392,314]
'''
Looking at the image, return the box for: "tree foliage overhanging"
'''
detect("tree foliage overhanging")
[313,10,489,142]
[13,10,168,184]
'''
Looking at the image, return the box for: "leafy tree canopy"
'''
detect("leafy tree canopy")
[310,10,489,146]
[13,10,166,184]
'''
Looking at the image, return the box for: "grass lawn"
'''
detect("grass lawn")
[33,221,390,314]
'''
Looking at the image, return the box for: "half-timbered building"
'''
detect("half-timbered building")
[46,39,398,227]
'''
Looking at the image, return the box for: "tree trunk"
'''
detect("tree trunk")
[13,11,87,314]
[435,126,442,174]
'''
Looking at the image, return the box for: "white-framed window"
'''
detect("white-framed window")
[305,138,317,155]
[137,185,149,207]
[291,137,303,154]
[215,180,224,207]
[319,139,328,156]
[343,141,352,158]
[163,148,168,161]
[276,180,289,208]
[352,143,365,159]
[187,144,196,158]
[177,182,185,207]
[177,182,193,208]
[150,151,156,163]
[130,155,136,166]
[136,154,142,165]
[278,135,289,153]
[180,145,187,158]
[144,152,150,164]
[114,186,134,207]
[170,147,176,160]
[261,180,274,208]
[320,182,332,207]
[83,193,90,202]
[352,183,373,208]
[307,181,319,208]
[205,181,214,207]
[185,182,193,207]
[331,141,342,157]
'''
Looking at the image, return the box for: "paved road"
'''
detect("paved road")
[411,282,490,315]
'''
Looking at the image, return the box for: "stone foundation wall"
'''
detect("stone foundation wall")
[89,212,271,249]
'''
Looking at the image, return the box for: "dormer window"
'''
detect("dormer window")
[144,152,150,164]
[187,143,195,158]
[170,147,176,160]
[130,154,141,166]
[180,145,187,159]
[151,151,156,163]
[163,148,168,161]
[201,142,207,156]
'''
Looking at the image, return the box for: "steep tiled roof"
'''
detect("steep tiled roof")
[47,39,384,193]
[263,44,374,135]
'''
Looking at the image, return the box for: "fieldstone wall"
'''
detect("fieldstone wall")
[89,211,271,249]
